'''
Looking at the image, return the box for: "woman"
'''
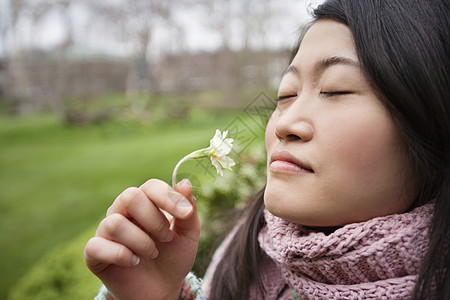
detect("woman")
[84,0,449,299]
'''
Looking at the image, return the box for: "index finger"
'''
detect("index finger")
[139,178,194,219]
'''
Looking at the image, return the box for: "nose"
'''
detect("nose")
[274,101,314,143]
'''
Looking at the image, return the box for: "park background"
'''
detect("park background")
[0,0,318,298]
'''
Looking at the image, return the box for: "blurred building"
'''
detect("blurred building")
[0,46,290,116]
[1,48,128,115]
[152,47,290,95]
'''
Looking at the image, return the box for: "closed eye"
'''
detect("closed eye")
[320,91,352,98]
[276,95,297,102]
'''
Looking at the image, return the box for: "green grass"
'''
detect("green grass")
[0,112,265,299]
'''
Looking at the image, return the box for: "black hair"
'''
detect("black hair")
[313,1,449,298]
[209,1,449,299]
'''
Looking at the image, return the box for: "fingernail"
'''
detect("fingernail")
[168,191,184,204]
[178,179,195,204]
[176,199,193,216]
[179,179,192,187]
[151,248,159,259]
[168,191,193,216]
[131,255,140,266]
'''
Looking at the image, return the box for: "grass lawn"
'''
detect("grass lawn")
[0,112,265,299]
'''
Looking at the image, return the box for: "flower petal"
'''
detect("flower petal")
[224,137,234,145]
[222,138,234,155]
[210,157,223,176]
[215,140,233,157]
[217,155,235,170]
[210,129,222,148]
[221,130,228,139]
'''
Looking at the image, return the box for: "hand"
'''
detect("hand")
[84,179,201,300]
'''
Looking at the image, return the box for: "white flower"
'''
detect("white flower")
[169,129,235,230]
[208,129,235,176]
[171,129,235,187]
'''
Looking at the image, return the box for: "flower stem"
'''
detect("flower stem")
[170,147,214,231]
[172,154,192,188]
[171,147,212,187]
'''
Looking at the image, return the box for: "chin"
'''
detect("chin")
[264,188,341,227]
[263,183,283,214]
[264,189,306,224]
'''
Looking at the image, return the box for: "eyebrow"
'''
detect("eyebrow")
[317,56,359,71]
[282,65,299,77]
[282,56,360,77]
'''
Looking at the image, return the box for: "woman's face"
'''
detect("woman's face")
[264,19,414,227]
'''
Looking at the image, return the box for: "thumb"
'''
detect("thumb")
[173,179,201,238]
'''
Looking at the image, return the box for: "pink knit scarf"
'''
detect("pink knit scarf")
[257,202,434,299]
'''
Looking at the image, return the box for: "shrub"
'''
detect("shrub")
[193,142,267,275]
[9,227,102,300]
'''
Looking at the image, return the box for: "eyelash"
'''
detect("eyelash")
[275,95,296,102]
[276,91,351,102]
[320,91,351,98]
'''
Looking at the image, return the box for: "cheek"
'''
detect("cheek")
[327,124,388,190]
[333,130,384,171]
[330,115,400,172]
[324,113,411,209]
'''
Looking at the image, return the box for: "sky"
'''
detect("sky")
[0,0,324,59]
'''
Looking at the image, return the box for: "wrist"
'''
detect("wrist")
[156,279,184,300]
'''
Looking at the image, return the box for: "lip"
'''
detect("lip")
[269,150,314,174]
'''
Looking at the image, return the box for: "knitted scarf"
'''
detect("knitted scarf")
[256,202,434,300]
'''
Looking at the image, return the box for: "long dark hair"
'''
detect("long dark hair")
[209,1,450,299]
